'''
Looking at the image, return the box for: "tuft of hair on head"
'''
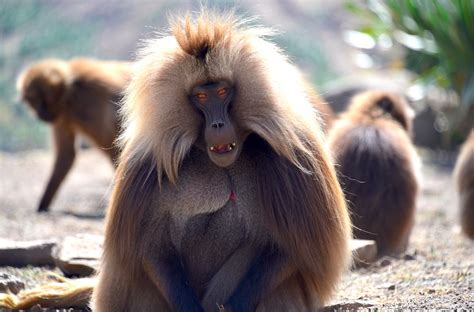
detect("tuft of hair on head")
[170,10,240,60]
[347,90,414,132]
[376,95,393,112]
[16,59,70,94]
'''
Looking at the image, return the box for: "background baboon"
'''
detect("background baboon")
[328,90,420,255]
[454,129,474,239]
[17,58,131,212]
[92,12,351,311]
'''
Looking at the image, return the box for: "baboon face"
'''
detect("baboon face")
[190,80,243,167]
[21,74,65,123]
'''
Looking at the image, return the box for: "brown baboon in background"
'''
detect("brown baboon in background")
[454,129,474,239]
[17,58,132,212]
[328,90,420,255]
[92,12,351,311]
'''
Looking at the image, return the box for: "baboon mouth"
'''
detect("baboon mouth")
[209,143,236,154]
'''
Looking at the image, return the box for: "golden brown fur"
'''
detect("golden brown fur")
[328,90,420,255]
[304,81,335,131]
[17,58,132,212]
[0,277,93,310]
[454,129,474,238]
[93,11,351,311]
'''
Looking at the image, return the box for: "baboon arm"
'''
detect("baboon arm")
[201,244,256,311]
[223,248,293,311]
[143,253,204,312]
[38,124,76,212]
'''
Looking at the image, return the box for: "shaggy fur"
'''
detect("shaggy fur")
[17,58,131,212]
[304,80,335,131]
[454,129,474,238]
[92,11,351,311]
[328,90,420,255]
[0,278,94,310]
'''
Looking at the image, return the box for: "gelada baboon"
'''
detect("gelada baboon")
[454,129,474,239]
[92,12,351,311]
[17,58,132,212]
[328,90,420,255]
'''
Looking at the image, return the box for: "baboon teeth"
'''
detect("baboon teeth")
[209,143,236,154]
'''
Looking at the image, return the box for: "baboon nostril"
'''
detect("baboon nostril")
[211,120,225,129]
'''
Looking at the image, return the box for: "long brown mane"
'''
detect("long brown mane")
[102,146,157,277]
[255,131,349,302]
[105,11,351,305]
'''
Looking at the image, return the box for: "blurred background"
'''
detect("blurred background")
[1,0,472,153]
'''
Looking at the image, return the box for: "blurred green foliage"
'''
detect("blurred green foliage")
[347,0,474,141]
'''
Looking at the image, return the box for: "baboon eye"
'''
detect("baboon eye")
[196,92,208,102]
[217,88,227,97]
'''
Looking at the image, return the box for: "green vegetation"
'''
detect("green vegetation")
[347,0,474,144]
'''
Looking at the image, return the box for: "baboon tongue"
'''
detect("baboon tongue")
[212,143,232,154]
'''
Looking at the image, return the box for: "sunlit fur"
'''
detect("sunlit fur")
[454,129,474,239]
[17,58,131,212]
[303,80,335,131]
[0,278,93,310]
[119,13,333,183]
[94,11,351,311]
[328,90,420,255]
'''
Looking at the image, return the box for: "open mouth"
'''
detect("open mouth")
[209,143,236,154]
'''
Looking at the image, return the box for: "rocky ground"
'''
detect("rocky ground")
[0,149,473,310]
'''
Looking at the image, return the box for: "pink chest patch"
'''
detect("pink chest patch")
[229,190,237,201]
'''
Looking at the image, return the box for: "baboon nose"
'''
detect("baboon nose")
[211,120,225,129]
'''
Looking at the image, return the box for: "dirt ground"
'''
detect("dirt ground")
[0,148,473,309]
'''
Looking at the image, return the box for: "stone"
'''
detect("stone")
[350,239,377,268]
[53,234,103,277]
[0,239,56,267]
[377,282,396,290]
[322,300,377,311]
[325,85,364,113]
[412,106,443,148]
[0,273,25,294]
[380,258,392,267]
[28,305,43,312]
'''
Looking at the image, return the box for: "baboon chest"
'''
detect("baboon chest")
[161,149,263,295]
[180,202,245,295]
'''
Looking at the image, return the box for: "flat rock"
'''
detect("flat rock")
[0,273,25,294]
[350,239,377,268]
[53,234,103,277]
[0,239,56,267]
[323,300,377,311]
